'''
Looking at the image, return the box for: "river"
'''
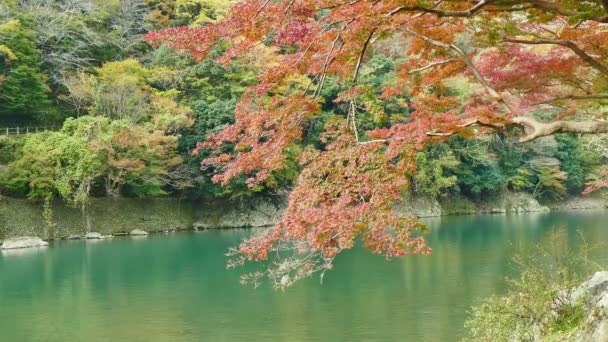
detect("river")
[1,210,607,341]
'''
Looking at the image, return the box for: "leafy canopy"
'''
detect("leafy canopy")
[146,0,607,287]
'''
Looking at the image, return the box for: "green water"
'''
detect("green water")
[1,211,607,342]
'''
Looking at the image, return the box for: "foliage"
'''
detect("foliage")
[583,134,608,193]
[495,135,537,192]
[413,143,459,197]
[0,116,190,203]
[532,167,568,200]
[145,0,234,27]
[0,134,20,163]
[88,59,151,122]
[505,168,536,193]
[0,0,606,289]
[20,0,151,82]
[0,18,50,123]
[464,231,604,341]
[61,59,194,129]
[0,0,164,123]
[149,44,263,197]
[450,137,506,196]
[146,0,608,287]
[555,134,591,194]
[0,118,103,203]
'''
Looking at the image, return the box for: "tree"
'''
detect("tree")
[146,0,234,27]
[146,0,608,288]
[0,116,192,202]
[89,59,151,123]
[413,143,459,198]
[0,18,50,123]
[62,59,194,128]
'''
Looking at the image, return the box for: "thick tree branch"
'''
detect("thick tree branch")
[536,93,608,104]
[348,29,376,142]
[512,117,608,142]
[408,59,458,74]
[388,0,492,17]
[505,38,608,76]
[426,116,608,143]
[388,0,607,22]
[426,118,507,137]
[352,29,375,84]
[525,0,577,16]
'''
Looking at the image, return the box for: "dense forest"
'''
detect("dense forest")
[1,0,605,210]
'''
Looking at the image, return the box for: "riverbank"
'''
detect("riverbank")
[399,191,608,217]
[0,195,285,240]
[0,192,606,241]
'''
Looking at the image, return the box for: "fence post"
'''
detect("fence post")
[16,127,19,135]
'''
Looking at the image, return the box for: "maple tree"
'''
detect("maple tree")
[146,0,608,288]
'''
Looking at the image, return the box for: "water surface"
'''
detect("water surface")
[1,211,607,341]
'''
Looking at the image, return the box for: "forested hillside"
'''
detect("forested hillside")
[0,0,606,214]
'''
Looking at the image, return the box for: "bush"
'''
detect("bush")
[464,231,604,341]
[555,134,591,194]
[413,143,459,197]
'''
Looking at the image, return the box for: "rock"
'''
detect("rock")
[194,196,286,229]
[395,193,442,218]
[67,235,82,240]
[509,193,550,213]
[554,195,608,211]
[85,232,104,239]
[440,196,478,215]
[85,232,103,239]
[590,320,608,342]
[528,156,562,169]
[568,272,608,341]
[489,192,550,214]
[574,271,608,301]
[129,229,149,236]
[0,236,48,250]
[490,207,507,214]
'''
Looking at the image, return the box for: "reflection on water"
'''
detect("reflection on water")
[1,211,607,341]
[1,246,48,257]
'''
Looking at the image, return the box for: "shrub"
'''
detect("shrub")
[464,231,604,341]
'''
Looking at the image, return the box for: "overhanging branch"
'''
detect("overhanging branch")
[387,0,607,22]
[512,117,608,142]
[388,0,491,17]
[425,116,608,143]
[536,94,608,104]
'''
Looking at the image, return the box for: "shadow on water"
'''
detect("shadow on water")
[0,211,607,341]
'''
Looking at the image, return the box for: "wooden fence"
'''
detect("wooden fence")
[0,126,58,136]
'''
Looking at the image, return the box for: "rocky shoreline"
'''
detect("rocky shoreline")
[0,229,157,249]
[398,191,608,218]
[0,192,606,248]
